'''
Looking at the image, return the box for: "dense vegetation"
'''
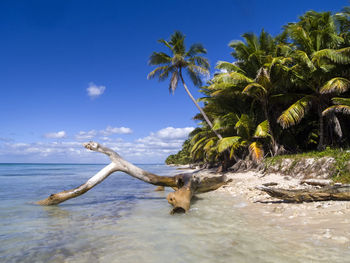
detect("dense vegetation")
[154,7,350,168]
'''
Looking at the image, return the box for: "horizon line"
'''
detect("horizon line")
[0,162,166,165]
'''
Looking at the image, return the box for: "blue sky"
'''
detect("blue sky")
[0,0,348,163]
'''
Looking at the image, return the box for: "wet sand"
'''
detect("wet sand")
[216,171,350,247]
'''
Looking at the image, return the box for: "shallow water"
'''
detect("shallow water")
[0,164,349,263]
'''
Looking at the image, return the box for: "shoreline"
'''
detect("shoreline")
[176,166,350,246]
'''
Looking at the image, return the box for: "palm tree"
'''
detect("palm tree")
[208,30,293,155]
[148,31,222,139]
[277,11,350,150]
[334,6,350,47]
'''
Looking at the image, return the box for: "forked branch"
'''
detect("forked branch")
[37,142,227,213]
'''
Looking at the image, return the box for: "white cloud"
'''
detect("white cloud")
[75,130,97,140]
[44,131,66,139]
[0,141,107,163]
[75,126,132,141]
[87,82,106,99]
[100,126,133,135]
[155,127,194,139]
[0,127,195,163]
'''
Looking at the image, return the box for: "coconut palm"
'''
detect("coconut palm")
[277,11,350,150]
[190,113,267,165]
[148,31,222,139]
[323,97,350,116]
[334,6,350,46]
[208,30,293,155]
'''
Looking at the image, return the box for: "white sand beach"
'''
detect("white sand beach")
[181,167,350,247]
[219,170,350,246]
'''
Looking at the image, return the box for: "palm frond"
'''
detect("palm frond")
[148,52,172,65]
[217,136,241,153]
[186,43,207,57]
[187,64,210,77]
[288,24,313,53]
[277,95,314,129]
[242,83,267,99]
[203,139,215,151]
[157,39,173,51]
[293,50,316,71]
[169,71,179,94]
[186,66,202,87]
[169,31,186,55]
[253,120,270,138]
[255,67,271,88]
[331,97,350,106]
[216,61,245,74]
[207,82,236,91]
[229,40,250,60]
[190,137,206,155]
[235,114,254,139]
[189,56,210,70]
[249,142,264,162]
[212,119,223,131]
[320,77,350,94]
[218,72,253,85]
[147,66,172,80]
[322,105,350,116]
[312,49,350,65]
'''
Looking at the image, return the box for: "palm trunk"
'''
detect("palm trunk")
[263,100,279,155]
[317,104,325,150]
[179,71,222,140]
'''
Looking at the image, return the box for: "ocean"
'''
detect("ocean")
[0,163,349,263]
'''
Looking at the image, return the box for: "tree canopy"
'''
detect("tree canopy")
[166,6,350,167]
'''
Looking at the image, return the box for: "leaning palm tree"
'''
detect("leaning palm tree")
[147,31,222,139]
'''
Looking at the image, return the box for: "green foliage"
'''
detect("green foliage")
[165,6,350,169]
[165,139,192,165]
[148,31,209,93]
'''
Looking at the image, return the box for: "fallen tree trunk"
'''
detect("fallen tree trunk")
[257,185,350,202]
[37,142,227,213]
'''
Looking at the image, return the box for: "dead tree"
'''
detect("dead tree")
[37,142,227,213]
[258,185,350,202]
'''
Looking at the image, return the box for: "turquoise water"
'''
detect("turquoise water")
[0,164,349,263]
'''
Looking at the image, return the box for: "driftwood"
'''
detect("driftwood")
[37,142,227,213]
[300,179,332,187]
[258,185,350,202]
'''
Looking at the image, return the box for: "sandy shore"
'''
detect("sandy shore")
[175,166,350,247]
[214,170,350,246]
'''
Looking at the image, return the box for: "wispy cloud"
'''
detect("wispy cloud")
[75,130,97,140]
[87,82,106,99]
[75,126,133,141]
[154,127,194,139]
[44,131,66,139]
[100,126,133,135]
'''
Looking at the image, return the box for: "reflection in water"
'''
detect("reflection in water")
[43,206,71,219]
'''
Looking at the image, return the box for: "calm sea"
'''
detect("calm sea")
[0,163,349,263]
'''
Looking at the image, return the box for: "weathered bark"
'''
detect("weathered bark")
[300,179,332,187]
[258,185,350,202]
[37,142,227,213]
